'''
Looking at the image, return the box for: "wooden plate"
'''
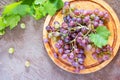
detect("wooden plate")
[43,0,120,74]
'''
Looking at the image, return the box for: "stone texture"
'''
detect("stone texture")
[0,0,120,80]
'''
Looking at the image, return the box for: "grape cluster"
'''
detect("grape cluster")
[92,44,113,62]
[45,2,112,72]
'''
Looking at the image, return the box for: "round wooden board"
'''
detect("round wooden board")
[43,0,120,74]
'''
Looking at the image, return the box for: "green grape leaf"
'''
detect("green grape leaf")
[0,17,6,30]
[89,26,110,48]
[34,0,47,5]
[5,15,21,30]
[2,2,22,15]
[43,1,57,16]
[12,4,31,16]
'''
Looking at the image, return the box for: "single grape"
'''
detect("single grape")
[46,26,51,31]
[78,32,83,37]
[74,9,80,16]
[102,54,110,61]
[72,17,77,21]
[79,65,85,70]
[63,17,68,22]
[54,53,58,58]
[81,28,88,34]
[62,54,68,59]
[83,10,89,16]
[93,21,99,28]
[94,16,100,22]
[58,48,64,54]
[104,13,109,19]
[64,50,71,54]
[63,30,68,34]
[55,43,61,49]
[58,40,64,45]
[64,44,70,50]
[43,38,48,43]
[79,9,84,14]
[98,11,104,17]
[92,52,98,60]
[67,58,74,63]
[71,33,77,38]
[64,2,70,6]
[94,9,99,14]
[72,62,79,67]
[64,36,71,43]
[79,49,84,54]
[83,16,90,23]
[69,20,75,27]
[76,18,82,23]
[62,22,68,29]
[74,48,80,53]
[69,52,74,59]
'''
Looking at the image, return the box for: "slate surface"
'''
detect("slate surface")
[0,0,120,80]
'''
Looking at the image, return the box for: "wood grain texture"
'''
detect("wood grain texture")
[43,0,120,74]
[0,0,120,80]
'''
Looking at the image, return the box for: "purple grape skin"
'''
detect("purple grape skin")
[74,67,80,73]
[76,18,82,23]
[74,48,80,53]
[79,65,85,70]
[98,11,104,17]
[92,53,98,60]
[62,22,68,29]
[64,50,71,54]
[94,16,100,22]
[67,58,74,63]
[63,17,68,22]
[72,62,79,67]
[93,21,99,28]
[43,38,48,43]
[94,9,99,14]
[74,9,80,16]
[58,48,64,54]
[72,17,77,21]
[77,54,83,58]
[46,26,51,31]
[55,43,61,49]
[64,44,70,50]
[81,28,88,34]
[62,54,68,59]
[102,55,109,61]
[83,16,90,23]
[104,13,109,19]
[58,40,64,45]
[69,52,74,59]
[69,20,75,27]
[95,48,101,54]
[54,53,58,58]
[64,2,70,5]
[79,49,84,54]
[83,10,89,15]
[79,9,84,14]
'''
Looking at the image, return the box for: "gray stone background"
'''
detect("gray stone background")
[0,0,120,80]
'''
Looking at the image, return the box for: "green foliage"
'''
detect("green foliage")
[89,26,110,48]
[0,0,63,35]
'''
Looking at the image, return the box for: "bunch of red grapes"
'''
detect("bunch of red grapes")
[45,2,112,72]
